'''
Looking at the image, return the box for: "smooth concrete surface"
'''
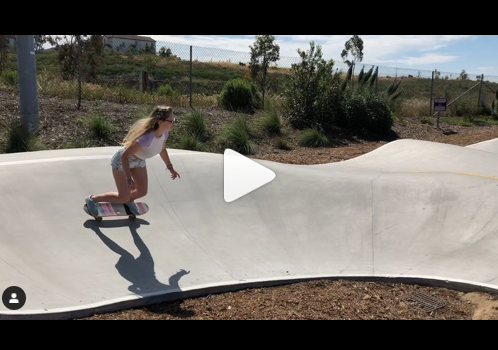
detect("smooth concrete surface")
[466,138,498,154]
[2,139,498,319]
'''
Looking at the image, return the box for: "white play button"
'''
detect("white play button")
[224,149,276,203]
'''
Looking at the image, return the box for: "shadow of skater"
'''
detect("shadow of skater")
[84,219,190,296]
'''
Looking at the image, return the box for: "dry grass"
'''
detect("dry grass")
[397,98,429,118]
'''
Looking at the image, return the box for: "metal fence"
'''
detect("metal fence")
[2,36,498,116]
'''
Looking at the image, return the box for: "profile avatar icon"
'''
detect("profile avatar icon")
[2,287,26,310]
[9,293,19,304]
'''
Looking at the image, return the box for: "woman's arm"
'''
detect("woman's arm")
[160,146,173,168]
[160,145,181,180]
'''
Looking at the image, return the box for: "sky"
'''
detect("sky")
[143,35,498,77]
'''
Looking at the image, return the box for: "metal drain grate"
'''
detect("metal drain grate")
[402,292,446,312]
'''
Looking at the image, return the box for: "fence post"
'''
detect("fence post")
[477,74,484,113]
[77,37,83,109]
[16,35,39,133]
[351,62,355,91]
[430,71,435,116]
[190,45,193,109]
[140,71,148,93]
[262,58,267,108]
[374,68,378,94]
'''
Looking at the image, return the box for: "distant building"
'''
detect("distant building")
[103,35,156,54]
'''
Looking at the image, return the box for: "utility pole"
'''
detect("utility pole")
[16,35,39,133]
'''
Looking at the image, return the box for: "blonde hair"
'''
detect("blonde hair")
[123,106,173,148]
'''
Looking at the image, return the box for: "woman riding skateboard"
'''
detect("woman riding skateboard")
[85,106,180,217]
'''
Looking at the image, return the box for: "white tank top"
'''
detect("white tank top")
[134,131,169,160]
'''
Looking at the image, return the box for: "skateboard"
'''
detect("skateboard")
[84,202,149,221]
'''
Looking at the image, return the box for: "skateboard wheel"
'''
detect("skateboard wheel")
[129,215,136,220]
[96,217,103,222]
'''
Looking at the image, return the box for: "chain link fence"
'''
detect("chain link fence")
[2,35,498,118]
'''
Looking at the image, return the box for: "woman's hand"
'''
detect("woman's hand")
[169,168,181,180]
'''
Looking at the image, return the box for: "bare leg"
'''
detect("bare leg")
[129,167,148,202]
[92,168,131,203]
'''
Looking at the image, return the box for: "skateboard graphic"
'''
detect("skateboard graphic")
[84,202,149,221]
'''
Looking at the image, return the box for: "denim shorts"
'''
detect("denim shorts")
[110,148,146,171]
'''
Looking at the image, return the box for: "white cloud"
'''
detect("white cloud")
[378,53,459,66]
[476,66,498,75]
[348,36,473,62]
[143,35,477,70]
[269,36,475,72]
[477,66,496,71]
[145,35,474,59]
[143,35,255,52]
[276,35,349,58]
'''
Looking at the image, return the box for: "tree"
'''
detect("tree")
[143,54,159,74]
[492,89,498,119]
[159,47,172,58]
[0,35,8,74]
[140,43,155,55]
[341,35,364,90]
[249,35,280,107]
[74,35,88,110]
[458,69,469,80]
[128,45,137,55]
[0,35,6,51]
[51,35,79,80]
[49,35,103,109]
[34,35,49,52]
[61,35,101,108]
[284,41,342,128]
[84,35,104,83]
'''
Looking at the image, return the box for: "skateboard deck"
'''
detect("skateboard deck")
[84,202,149,221]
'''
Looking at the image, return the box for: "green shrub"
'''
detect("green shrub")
[178,134,206,152]
[453,95,477,117]
[157,84,174,95]
[221,116,257,155]
[0,70,18,86]
[275,137,292,150]
[298,128,329,148]
[364,94,393,135]
[421,117,434,125]
[88,114,115,139]
[261,101,283,135]
[3,123,45,153]
[343,94,392,135]
[184,110,209,141]
[218,78,256,112]
[343,94,367,130]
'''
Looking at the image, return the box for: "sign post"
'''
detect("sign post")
[434,98,447,129]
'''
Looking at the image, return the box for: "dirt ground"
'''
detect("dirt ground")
[82,280,498,320]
